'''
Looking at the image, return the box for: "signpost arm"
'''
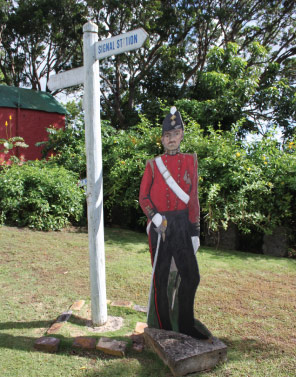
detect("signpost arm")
[83,21,107,326]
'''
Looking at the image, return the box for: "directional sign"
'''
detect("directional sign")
[48,29,148,91]
[95,28,148,60]
[48,66,84,91]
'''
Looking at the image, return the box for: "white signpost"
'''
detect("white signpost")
[48,22,148,326]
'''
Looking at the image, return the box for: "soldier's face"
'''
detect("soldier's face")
[161,129,183,151]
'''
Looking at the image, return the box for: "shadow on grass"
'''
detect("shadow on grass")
[0,326,285,377]
[0,319,283,359]
[220,335,283,362]
[0,320,167,376]
[0,320,52,331]
[201,246,289,263]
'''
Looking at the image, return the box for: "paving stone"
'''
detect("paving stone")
[47,322,64,334]
[96,337,128,357]
[131,333,145,353]
[70,300,85,311]
[134,321,148,334]
[56,310,72,323]
[110,300,133,308]
[144,328,227,377]
[131,333,144,343]
[133,304,147,313]
[73,336,97,350]
[133,342,145,352]
[34,336,60,353]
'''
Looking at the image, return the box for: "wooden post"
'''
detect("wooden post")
[83,21,107,326]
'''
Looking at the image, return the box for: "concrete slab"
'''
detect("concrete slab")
[87,316,124,333]
[144,328,227,376]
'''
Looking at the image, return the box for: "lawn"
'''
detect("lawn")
[0,225,295,377]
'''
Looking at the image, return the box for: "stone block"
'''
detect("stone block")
[96,337,128,357]
[110,300,133,308]
[34,336,60,353]
[144,328,227,376]
[133,304,147,313]
[47,322,64,334]
[56,310,72,323]
[73,336,97,350]
[70,300,85,311]
[133,342,145,352]
[134,322,148,334]
[131,333,145,353]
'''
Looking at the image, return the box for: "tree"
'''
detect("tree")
[0,0,88,90]
[86,0,296,135]
[1,0,295,136]
[86,0,195,128]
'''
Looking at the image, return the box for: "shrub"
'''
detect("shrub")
[0,162,85,230]
[36,124,86,178]
[101,115,296,236]
[101,116,162,227]
[36,100,86,178]
[36,102,296,239]
[182,119,296,235]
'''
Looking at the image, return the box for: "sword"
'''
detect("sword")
[147,232,161,319]
[171,271,180,310]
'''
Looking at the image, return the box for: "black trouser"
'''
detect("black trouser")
[150,209,200,333]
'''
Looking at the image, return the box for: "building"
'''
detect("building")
[0,85,67,163]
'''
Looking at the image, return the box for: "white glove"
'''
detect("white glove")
[191,236,200,254]
[152,213,167,237]
[146,213,165,235]
[152,213,162,227]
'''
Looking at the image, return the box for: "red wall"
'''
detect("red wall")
[0,107,65,164]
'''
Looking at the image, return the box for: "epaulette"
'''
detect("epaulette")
[147,158,155,177]
[147,154,165,178]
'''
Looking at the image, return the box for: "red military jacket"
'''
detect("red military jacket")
[139,152,200,235]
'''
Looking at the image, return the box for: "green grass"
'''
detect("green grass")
[0,225,295,377]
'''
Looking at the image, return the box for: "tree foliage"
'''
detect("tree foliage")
[0,0,295,136]
[0,0,88,90]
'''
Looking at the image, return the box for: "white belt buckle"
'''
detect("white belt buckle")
[163,169,171,181]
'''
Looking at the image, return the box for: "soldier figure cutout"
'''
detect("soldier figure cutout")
[139,107,212,339]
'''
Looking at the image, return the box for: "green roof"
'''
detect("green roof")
[0,85,67,114]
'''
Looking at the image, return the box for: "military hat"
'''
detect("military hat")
[162,106,184,134]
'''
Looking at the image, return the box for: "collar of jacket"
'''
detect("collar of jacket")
[165,148,180,155]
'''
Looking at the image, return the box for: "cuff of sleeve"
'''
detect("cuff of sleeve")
[190,222,200,237]
[145,206,156,221]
